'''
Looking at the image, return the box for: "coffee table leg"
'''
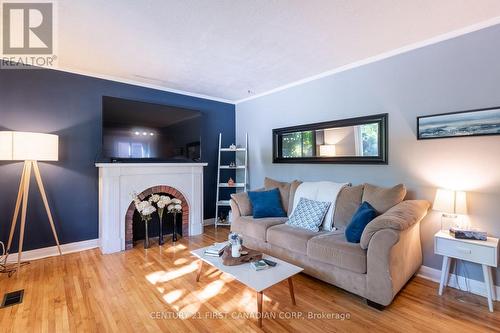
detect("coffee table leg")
[257,291,263,328]
[196,260,203,282]
[288,277,296,305]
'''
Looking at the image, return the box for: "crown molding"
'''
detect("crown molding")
[52,66,234,104]
[235,16,500,105]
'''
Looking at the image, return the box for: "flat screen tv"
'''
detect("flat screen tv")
[100,96,202,162]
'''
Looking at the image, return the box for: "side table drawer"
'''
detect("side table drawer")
[435,237,496,266]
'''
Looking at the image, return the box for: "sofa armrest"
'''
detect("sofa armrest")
[360,200,429,249]
[230,199,242,218]
[365,222,423,305]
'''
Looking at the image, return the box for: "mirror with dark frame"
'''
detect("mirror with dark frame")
[273,113,388,164]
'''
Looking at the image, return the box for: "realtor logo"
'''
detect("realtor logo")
[1,1,56,69]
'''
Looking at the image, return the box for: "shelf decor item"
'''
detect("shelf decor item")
[133,194,157,249]
[0,131,61,275]
[417,106,500,140]
[167,198,183,242]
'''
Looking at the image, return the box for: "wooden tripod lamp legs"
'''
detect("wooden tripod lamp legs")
[5,160,62,274]
[16,161,32,273]
[33,161,62,256]
[6,162,27,257]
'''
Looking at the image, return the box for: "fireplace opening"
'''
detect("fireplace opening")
[125,185,190,250]
[132,193,183,244]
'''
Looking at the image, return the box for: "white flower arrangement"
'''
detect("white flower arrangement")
[167,198,183,213]
[141,204,156,216]
[149,194,161,204]
[131,193,156,222]
[157,195,171,209]
[131,192,182,218]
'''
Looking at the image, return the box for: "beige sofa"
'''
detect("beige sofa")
[230,178,430,308]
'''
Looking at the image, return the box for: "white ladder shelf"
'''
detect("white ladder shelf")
[215,133,248,228]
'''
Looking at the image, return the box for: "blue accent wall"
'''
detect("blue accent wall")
[0,69,234,251]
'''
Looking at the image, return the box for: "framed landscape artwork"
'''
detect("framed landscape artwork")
[417,107,500,140]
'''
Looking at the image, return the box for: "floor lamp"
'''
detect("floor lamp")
[0,131,62,274]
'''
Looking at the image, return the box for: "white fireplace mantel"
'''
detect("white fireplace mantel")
[96,162,207,254]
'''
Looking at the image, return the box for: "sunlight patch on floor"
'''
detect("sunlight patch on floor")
[163,243,187,253]
[174,258,188,265]
[179,302,201,319]
[163,289,184,304]
[238,289,256,311]
[196,280,225,300]
[146,262,198,284]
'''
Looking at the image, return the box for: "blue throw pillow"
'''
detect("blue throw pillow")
[247,188,286,218]
[345,201,377,243]
[286,197,331,232]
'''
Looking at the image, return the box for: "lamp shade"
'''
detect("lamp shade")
[455,191,468,215]
[0,131,58,161]
[319,144,336,157]
[433,189,455,213]
[433,188,467,214]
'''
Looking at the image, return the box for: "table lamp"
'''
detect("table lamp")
[433,188,468,231]
[0,131,62,274]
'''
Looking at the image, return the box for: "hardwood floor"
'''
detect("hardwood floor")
[1,226,498,332]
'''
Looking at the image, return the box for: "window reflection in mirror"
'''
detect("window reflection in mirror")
[281,131,315,158]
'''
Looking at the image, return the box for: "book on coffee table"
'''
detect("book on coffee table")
[204,242,229,256]
[250,260,269,271]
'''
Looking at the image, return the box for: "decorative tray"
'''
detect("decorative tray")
[221,246,262,266]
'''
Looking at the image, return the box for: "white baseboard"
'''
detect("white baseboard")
[203,218,215,226]
[4,239,99,264]
[418,265,499,301]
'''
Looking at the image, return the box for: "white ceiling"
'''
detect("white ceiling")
[56,0,500,103]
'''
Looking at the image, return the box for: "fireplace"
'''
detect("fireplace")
[96,162,206,254]
[125,185,189,249]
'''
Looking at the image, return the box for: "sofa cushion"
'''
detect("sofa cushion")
[248,188,287,218]
[307,232,367,274]
[362,183,406,214]
[345,201,377,243]
[230,192,253,216]
[267,224,327,254]
[231,216,287,241]
[286,197,331,232]
[333,184,364,228]
[264,177,291,214]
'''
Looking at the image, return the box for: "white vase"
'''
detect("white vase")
[231,244,241,258]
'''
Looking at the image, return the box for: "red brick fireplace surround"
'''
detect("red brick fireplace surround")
[124,185,189,249]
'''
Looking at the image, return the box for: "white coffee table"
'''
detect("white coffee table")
[190,246,303,327]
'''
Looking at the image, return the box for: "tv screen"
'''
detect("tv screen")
[101,96,202,162]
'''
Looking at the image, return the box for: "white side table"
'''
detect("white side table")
[434,231,499,312]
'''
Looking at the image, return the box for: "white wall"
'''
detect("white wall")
[236,24,500,284]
